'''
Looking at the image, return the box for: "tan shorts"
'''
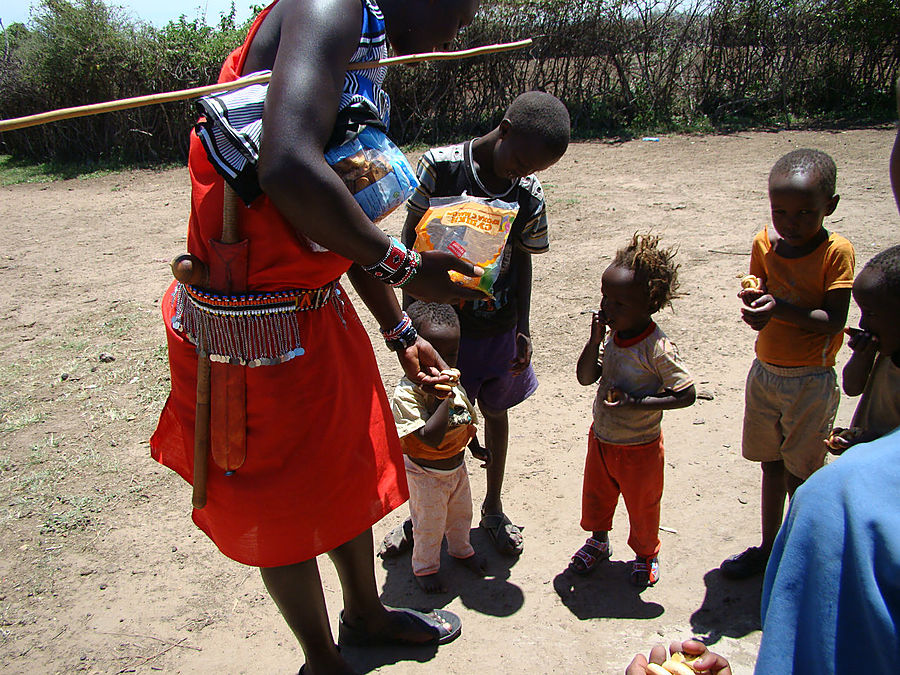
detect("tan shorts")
[742,359,839,479]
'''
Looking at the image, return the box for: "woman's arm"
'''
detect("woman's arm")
[255,0,480,303]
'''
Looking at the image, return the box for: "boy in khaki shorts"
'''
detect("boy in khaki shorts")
[721,148,855,579]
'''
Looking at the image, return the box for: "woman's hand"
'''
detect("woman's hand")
[402,250,486,304]
[396,336,452,397]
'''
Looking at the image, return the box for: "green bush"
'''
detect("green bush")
[0,0,897,165]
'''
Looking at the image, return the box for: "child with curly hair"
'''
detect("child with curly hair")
[569,234,696,586]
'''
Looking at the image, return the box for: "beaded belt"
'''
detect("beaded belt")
[170,281,339,367]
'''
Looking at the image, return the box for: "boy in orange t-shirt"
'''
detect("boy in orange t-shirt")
[720,148,855,579]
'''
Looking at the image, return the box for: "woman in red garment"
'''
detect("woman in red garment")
[151,1,482,673]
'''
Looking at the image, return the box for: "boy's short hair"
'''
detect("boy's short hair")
[407,301,459,333]
[505,91,570,157]
[769,148,837,197]
[863,244,900,298]
[613,233,680,314]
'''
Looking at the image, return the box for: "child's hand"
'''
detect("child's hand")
[626,639,732,674]
[825,426,867,455]
[602,386,638,408]
[738,287,766,307]
[738,275,766,306]
[510,332,533,374]
[845,326,878,353]
[741,294,776,331]
[588,310,607,346]
[469,437,492,468]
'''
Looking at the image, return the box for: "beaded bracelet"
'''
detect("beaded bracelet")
[382,311,419,351]
[363,236,421,287]
[394,249,421,287]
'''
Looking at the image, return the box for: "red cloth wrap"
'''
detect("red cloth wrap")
[150,2,408,567]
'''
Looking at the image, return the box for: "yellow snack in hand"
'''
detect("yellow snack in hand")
[740,274,762,291]
[646,665,671,675]
[825,426,864,450]
[661,659,696,675]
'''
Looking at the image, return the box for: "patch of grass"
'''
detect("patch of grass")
[0,410,45,433]
[42,495,100,534]
[0,155,180,186]
[101,313,135,339]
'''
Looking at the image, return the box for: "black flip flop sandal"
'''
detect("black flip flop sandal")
[337,607,462,647]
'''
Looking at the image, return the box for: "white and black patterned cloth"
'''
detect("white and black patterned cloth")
[194,0,390,205]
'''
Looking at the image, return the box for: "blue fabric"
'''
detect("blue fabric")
[756,426,900,674]
[342,0,390,127]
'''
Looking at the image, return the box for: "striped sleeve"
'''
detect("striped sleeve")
[516,175,549,254]
[406,151,438,217]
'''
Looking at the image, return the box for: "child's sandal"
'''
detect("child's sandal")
[568,537,611,575]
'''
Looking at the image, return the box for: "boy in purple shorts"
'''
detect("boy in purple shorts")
[398,91,570,555]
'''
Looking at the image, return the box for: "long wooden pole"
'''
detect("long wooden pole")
[0,39,533,133]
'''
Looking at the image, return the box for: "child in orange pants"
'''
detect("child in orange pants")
[570,235,696,586]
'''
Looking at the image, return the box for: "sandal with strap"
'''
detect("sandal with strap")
[337,607,462,647]
[630,555,660,587]
[568,537,611,575]
[479,510,524,556]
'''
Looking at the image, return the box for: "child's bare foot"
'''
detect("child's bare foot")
[455,554,487,576]
[415,571,447,594]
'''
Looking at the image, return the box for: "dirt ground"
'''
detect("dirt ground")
[0,127,897,675]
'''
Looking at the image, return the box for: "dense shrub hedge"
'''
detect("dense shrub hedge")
[1,0,897,163]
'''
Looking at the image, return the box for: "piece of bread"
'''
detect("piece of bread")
[740,274,762,291]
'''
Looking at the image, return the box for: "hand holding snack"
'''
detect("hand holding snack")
[604,386,636,408]
[738,274,765,306]
[412,195,518,296]
[626,639,732,675]
[825,426,865,454]
[396,336,455,397]
[433,368,461,399]
[403,249,486,304]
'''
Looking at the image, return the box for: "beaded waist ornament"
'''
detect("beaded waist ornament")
[170,281,340,367]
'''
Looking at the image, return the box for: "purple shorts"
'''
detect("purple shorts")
[457,328,538,411]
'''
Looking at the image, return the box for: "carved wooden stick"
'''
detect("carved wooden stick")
[0,39,533,132]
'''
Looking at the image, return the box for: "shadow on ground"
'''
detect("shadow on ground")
[349,527,523,672]
[689,567,763,645]
[553,561,664,620]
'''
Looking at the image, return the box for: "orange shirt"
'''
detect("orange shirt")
[750,229,855,367]
[392,377,478,461]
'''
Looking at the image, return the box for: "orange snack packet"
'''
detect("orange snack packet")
[413,196,518,295]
